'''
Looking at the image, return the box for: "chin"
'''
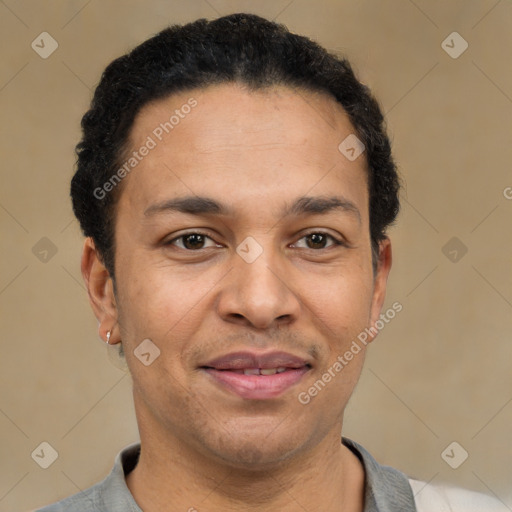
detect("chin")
[207,427,307,470]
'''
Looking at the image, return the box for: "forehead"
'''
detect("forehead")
[130,82,357,153]
[119,82,368,219]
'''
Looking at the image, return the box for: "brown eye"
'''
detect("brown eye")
[181,234,206,250]
[167,232,218,250]
[293,232,342,250]
[305,233,329,249]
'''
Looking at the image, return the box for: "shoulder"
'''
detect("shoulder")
[409,478,508,512]
[35,442,142,512]
[35,485,99,511]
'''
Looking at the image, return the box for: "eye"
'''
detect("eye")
[292,231,344,250]
[166,232,220,250]
[165,230,345,252]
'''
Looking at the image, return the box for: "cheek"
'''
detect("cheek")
[115,255,221,353]
[305,261,374,340]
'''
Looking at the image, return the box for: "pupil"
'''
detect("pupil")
[185,234,204,249]
[308,233,325,249]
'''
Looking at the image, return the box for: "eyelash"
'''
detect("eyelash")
[165,230,345,251]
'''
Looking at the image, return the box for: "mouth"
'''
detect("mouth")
[200,362,312,400]
[199,350,313,399]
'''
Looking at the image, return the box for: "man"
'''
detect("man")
[37,13,505,512]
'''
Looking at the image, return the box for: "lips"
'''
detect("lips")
[201,350,311,371]
[200,351,312,399]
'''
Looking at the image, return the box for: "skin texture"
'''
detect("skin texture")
[81,82,392,512]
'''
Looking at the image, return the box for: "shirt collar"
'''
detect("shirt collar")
[343,437,417,511]
[100,437,416,512]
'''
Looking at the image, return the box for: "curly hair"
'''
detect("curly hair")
[71,12,400,279]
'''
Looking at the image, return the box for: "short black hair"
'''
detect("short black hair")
[71,12,400,279]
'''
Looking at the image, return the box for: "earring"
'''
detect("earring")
[106,330,112,345]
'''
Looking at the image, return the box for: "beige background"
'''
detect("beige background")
[1,0,511,510]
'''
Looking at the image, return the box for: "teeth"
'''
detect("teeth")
[243,368,260,375]
[240,367,290,375]
[238,367,291,375]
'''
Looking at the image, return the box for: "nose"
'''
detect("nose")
[216,244,301,330]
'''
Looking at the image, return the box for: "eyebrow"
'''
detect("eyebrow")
[144,195,361,224]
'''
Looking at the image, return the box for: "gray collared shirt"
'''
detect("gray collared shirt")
[36,437,417,511]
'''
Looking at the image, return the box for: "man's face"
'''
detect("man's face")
[110,83,390,467]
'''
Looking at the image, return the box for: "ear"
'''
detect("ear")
[81,237,119,344]
[367,237,392,342]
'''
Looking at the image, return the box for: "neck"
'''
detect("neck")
[126,423,365,512]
